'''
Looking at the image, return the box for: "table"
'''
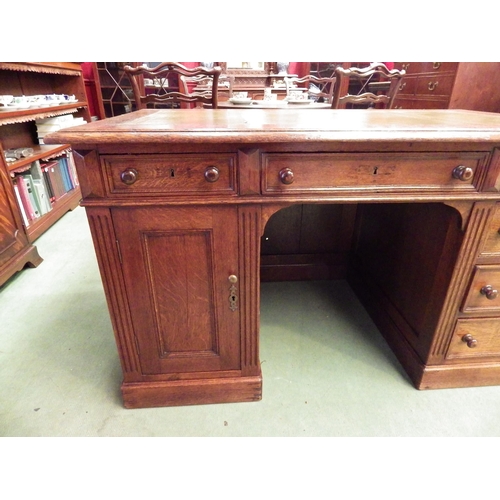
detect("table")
[210,100,331,109]
[46,108,500,408]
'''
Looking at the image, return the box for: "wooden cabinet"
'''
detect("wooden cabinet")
[92,63,138,118]
[0,62,90,286]
[111,205,241,376]
[393,62,500,111]
[0,147,42,286]
[46,108,500,408]
[445,202,500,363]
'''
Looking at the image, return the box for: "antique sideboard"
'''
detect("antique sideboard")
[46,108,500,408]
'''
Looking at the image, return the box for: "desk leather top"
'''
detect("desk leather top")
[45,109,500,146]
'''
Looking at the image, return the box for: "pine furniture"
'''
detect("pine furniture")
[46,108,500,408]
[0,62,90,287]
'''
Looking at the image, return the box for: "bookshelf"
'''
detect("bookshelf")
[0,62,90,286]
[92,62,139,117]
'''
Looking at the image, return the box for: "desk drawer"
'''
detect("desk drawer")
[446,318,500,360]
[462,265,500,313]
[102,154,237,196]
[262,153,483,194]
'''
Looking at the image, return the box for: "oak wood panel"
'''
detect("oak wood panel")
[112,206,241,376]
[262,152,485,194]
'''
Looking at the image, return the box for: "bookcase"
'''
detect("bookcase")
[92,62,139,118]
[0,62,91,287]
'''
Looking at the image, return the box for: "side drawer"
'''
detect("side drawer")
[462,265,500,313]
[262,152,485,195]
[102,154,238,197]
[446,317,500,360]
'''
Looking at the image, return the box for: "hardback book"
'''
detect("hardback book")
[33,179,52,215]
[13,182,30,227]
[14,175,37,221]
[43,161,65,200]
[22,174,42,219]
[29,160,53,202]
[67,152,79,187]
[41,164,55,202]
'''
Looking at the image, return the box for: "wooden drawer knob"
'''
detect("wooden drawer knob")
[462,334,478,348]
[204,166,220,182]
[279,167,294,185]
[481,285,498,300]
[452,165,474,181]
[120,168,138,185]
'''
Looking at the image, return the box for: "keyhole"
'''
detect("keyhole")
[373,167,379,175]
[170,168,175,178]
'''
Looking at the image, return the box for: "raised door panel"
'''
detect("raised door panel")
[112,206,240,376]
[0,159,29,268]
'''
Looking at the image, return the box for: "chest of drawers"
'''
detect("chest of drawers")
[393,62,500,112]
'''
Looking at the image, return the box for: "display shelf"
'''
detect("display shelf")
[0,62,88,285]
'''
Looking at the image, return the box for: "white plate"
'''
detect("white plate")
[287,100,311,105]
[0,104,29,111]
[229,98,253,105]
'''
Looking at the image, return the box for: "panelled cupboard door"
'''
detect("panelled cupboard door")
[111,206,241,376]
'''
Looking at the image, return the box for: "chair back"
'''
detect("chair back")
[331,63,405,109]
[284,75,335,103]
[124,62,222,109]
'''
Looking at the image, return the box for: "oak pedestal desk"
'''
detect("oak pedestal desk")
[46,108,500,409]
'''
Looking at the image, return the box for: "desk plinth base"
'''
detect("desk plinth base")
[121,374,263,409]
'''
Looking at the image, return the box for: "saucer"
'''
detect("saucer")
[229,98,252,105]
[287,99,311,105]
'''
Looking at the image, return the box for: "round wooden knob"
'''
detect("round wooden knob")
[452,165,474,181]
[279,168,294,185]
[481,285,498,300]
[204,166,220,182]
[120,168,138,185]
[462,334,478,348]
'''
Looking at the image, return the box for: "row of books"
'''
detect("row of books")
[12,154,79,227]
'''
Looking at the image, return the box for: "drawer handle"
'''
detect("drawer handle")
[481,284,498,300]
[279,167,294,185]
[428,81,439,91]
[204,166,220,183]
[120,168,138,185]
[398,82,406,91]
[433,62,442,70]
[452,165,474,182]
[462,334,478,348]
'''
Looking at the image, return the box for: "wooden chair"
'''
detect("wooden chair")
[284,75,336,103]
[331,63,405,109]
[124,62,222,109]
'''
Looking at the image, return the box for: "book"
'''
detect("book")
[14,175,37,221]
[59,157,74,192]
[41,165,55,202]
[44,161,65,201]
[33,179,52,215]
[13,183,30,227]
[67,152,79,187]
[30,160,53,199]
[22,174,42,219]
